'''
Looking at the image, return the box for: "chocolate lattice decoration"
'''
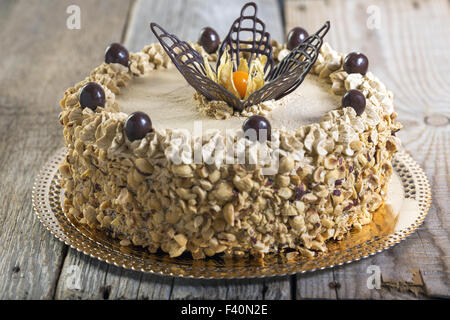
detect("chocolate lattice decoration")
[150,23,243,109]
[264,21,330,100]
[217,2,273,75]
[150,2,329,112]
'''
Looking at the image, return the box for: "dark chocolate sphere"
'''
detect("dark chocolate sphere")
[79,82,105,111]
[105,43,129,67]
[287,27,309,50]
[243,115,271,142]
[198,27,220,54]
[125,112,153,142]
[343,52,369,75]
[342,89,366,116]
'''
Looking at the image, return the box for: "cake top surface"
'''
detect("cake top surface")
[149,2,330,113]
[117,67,341,133]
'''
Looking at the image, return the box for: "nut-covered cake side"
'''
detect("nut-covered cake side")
[58,40,401,259]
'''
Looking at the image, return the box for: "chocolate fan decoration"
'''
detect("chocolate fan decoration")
[150,23,243,109]
[217,2,273,75]
[265,21,330,99]
[150,2,329,112]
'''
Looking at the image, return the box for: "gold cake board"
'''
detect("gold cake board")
[32,148,432,279]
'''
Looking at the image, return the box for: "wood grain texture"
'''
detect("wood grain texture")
[54,249,173,299]
[53,0,291,300]
[0,0,133,299]
[124,0,285,52]
[285,0,449,299]
[170,277,291,300]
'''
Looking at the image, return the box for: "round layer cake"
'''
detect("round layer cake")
[59,38,402,259]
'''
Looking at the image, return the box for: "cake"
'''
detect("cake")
[58,3,402,260]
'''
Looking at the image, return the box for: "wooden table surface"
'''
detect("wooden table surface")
[0,0,448,300]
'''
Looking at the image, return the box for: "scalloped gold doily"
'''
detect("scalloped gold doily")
[32,148,431,279]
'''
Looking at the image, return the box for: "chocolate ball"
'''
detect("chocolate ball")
[243,115,271,142]
[342,89,366,116]
[343,52,369,75]
[198,27,220,54]
[105,43,129,67]
[287,27,309,50]
[79,82,105,111]
[125,112,153,142]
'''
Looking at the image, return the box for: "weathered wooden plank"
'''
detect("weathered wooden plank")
[171,277,291,300]
[53,0,291,300]
[125,0,285,52]
[54,249,173,299]
[286,0,449,299]
[332,239,433,299]
[0,0,132,299]
[296,270,338,299]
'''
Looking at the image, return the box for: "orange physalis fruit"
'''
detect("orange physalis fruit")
[232,70,249,99]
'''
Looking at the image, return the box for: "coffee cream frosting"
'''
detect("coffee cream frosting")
[58,40,403,259]
[117,67,341,132]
